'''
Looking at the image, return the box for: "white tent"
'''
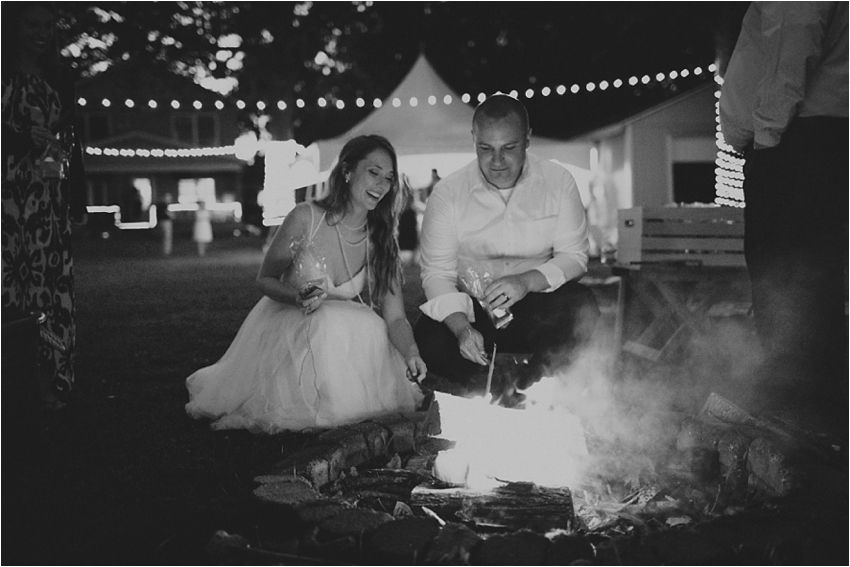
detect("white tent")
[315,54,592,190]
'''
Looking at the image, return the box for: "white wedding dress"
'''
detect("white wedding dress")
[186,210,422,433]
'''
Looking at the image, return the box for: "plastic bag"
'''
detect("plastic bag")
[289,237,328,300]
[458,266,513,330]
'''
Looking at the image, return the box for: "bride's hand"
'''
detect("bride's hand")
[405,356,427,384]
[299,290,327,314]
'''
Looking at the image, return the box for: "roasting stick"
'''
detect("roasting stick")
[485,343,497,400]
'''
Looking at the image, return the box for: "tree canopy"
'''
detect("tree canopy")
[55,2,747,142]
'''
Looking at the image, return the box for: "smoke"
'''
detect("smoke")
[522,307,765,486]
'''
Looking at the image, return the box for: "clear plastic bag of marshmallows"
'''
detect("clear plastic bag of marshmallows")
[289,237,328,301]
[458,266,513,330]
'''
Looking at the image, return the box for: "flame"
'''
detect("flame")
[433,380,589,491]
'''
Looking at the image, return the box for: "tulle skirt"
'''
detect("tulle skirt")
[186,296,422,433]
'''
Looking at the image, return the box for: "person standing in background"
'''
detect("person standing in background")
[2,2,88,407]
[720,2,848,424]
[193,200,213,257]
[155,193,174,256]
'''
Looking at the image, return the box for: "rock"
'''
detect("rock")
[425,523,482,565]
[411,398,442,440]
[676,417,725,451]
[665,448,721,483]
[253,479,323,507]
[317,507,394,542]
[297,501,348,526]
[270,444,346,488]
[472,529,550,566]
[371,414,417,455]
[347,422,390,462]
[366,517,441,564]
[318,428,371,469]
[716,428,751,471]
[747,437,798,496]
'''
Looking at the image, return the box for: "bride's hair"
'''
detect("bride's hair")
[315,135,403,300]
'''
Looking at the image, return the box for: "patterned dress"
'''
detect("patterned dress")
[2,72,79,391]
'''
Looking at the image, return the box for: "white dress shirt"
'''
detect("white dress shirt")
[419,153,589,322]
[720,2,849,151]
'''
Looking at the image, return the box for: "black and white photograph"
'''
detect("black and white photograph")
[2,2,847,564]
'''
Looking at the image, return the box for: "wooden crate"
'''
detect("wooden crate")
[616,206,745,268]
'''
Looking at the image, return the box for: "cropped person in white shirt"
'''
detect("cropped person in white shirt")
[720,2,848,422]
[414,94,599,395]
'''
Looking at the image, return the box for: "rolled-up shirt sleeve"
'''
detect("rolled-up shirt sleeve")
[535,171,589,290]
[419,185,475,322]
[753,3,834,148]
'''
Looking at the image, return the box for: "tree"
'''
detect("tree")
[55,2,745,142]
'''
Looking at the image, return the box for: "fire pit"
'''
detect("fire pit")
[204,363,846,566]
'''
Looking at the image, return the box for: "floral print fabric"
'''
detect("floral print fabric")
[2,73,76,391]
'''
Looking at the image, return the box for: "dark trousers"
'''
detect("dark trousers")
[743,117,849,390]
[414,280,600,384]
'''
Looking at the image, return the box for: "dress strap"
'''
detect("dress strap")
[307,203,327,241]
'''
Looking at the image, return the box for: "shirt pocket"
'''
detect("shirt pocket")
[511,214,558,257]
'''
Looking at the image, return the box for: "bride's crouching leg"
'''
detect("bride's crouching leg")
[308,301,421,427]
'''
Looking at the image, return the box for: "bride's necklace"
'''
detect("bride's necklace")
[334,223,372,308]
[339,214,367,231]
[335,224,368,246]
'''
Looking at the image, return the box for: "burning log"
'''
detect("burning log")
[411,482,578,534]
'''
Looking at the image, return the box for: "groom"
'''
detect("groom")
[414,94,599,392]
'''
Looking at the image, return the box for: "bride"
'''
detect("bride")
[186,135,427,433]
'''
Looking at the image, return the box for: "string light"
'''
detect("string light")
[81,62,712,112]
[85,144,239,158]
[714,71,746,207]
[124,99,134,108]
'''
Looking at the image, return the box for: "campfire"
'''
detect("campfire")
[405,348,801,538]
[210,347,845,565]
